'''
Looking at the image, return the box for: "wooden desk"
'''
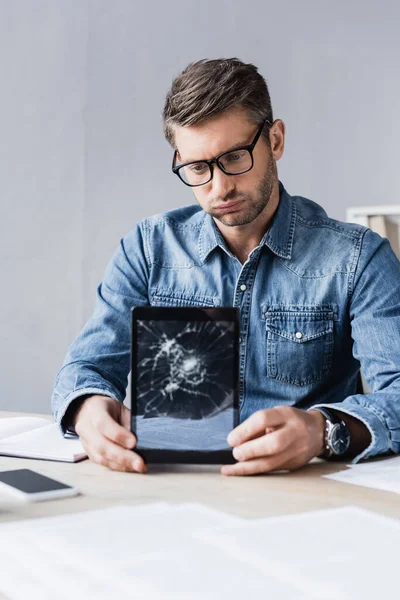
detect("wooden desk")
[1,411,399,600]
[1,411,399,524]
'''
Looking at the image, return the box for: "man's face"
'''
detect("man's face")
[173,109,277,228]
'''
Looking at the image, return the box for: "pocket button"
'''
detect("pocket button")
[295,331,303,339]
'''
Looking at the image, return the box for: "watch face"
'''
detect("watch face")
[330,423,350,455]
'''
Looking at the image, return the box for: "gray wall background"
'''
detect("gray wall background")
[1,0,400,413]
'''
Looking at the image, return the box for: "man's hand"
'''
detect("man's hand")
[221,406,325,476]
[74,395,147,473]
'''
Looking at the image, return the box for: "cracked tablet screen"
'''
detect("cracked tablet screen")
[135,320,236,450]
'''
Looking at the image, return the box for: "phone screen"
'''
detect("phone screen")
[0,469,72,494]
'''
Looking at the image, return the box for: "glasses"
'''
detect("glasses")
[172,119,270,187]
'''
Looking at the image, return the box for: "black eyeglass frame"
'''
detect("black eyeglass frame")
[172,119,271,187]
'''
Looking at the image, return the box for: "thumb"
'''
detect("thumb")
[119,403,132,431]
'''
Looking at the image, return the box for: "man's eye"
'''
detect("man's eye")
[223,151,246,163]
[188,163,207,173]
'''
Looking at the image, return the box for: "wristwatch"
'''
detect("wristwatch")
[314,407,351,459]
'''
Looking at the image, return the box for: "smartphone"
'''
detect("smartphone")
[0,469,79,502]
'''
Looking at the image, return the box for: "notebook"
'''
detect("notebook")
[0,417,87,463]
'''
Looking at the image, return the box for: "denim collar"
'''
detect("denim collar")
[198,182,296,263]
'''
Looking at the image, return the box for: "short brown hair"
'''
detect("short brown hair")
[163,58,273,148]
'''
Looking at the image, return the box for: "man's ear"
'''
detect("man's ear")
[269,119,285,161]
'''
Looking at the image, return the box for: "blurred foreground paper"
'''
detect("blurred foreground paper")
[0,503,399,599]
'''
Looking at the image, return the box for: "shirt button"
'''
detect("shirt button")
[240,284,247,291]
[239,337,243,344]
[295,332,303,339]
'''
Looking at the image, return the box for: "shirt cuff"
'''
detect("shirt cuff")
[309,400,390,463]
[56,388,120,435]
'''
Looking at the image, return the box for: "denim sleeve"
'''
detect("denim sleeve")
[312,229,400,462]
[51,224,150,430]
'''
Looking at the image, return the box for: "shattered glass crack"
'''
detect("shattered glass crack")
[136,320,235,420]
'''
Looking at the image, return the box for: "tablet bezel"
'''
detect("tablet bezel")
[131,306,240,464]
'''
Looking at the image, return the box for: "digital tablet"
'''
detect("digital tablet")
[131,306,239,464]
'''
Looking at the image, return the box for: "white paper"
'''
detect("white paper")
[0,503,399,600]
[349,455,400,470]
[0,422,86,462]
[324,455,400,494]
[196,506,400,600]
[0,417,51,440]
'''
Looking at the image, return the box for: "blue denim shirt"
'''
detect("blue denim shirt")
[52,183,400,462]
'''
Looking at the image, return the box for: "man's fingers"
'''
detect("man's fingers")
[227,408,286,447]
[119,403,133,431]
[232,428,291,462]
[221,447,293,476]
[98,412,136,449]
[106,460,143,473]
[81,434,146,473]
[105,454,147,474]
[73,396,146,473]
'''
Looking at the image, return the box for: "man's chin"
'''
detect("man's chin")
[212,212,256,227]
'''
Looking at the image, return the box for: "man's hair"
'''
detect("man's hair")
[163,58,274,148]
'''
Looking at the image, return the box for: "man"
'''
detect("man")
[52,58,400,475]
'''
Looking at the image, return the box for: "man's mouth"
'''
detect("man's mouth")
[213,200,243,213]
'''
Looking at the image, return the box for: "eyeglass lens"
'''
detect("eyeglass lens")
[179,149,252,186]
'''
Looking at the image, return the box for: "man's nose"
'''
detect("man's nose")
[211,165,236,198]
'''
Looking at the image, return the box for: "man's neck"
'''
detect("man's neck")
[214,184,280,264]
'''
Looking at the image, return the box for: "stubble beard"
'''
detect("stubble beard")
[209,152,276,227]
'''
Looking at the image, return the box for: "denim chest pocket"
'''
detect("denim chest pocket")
[150,289,220,308]
[264,307,334,386]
